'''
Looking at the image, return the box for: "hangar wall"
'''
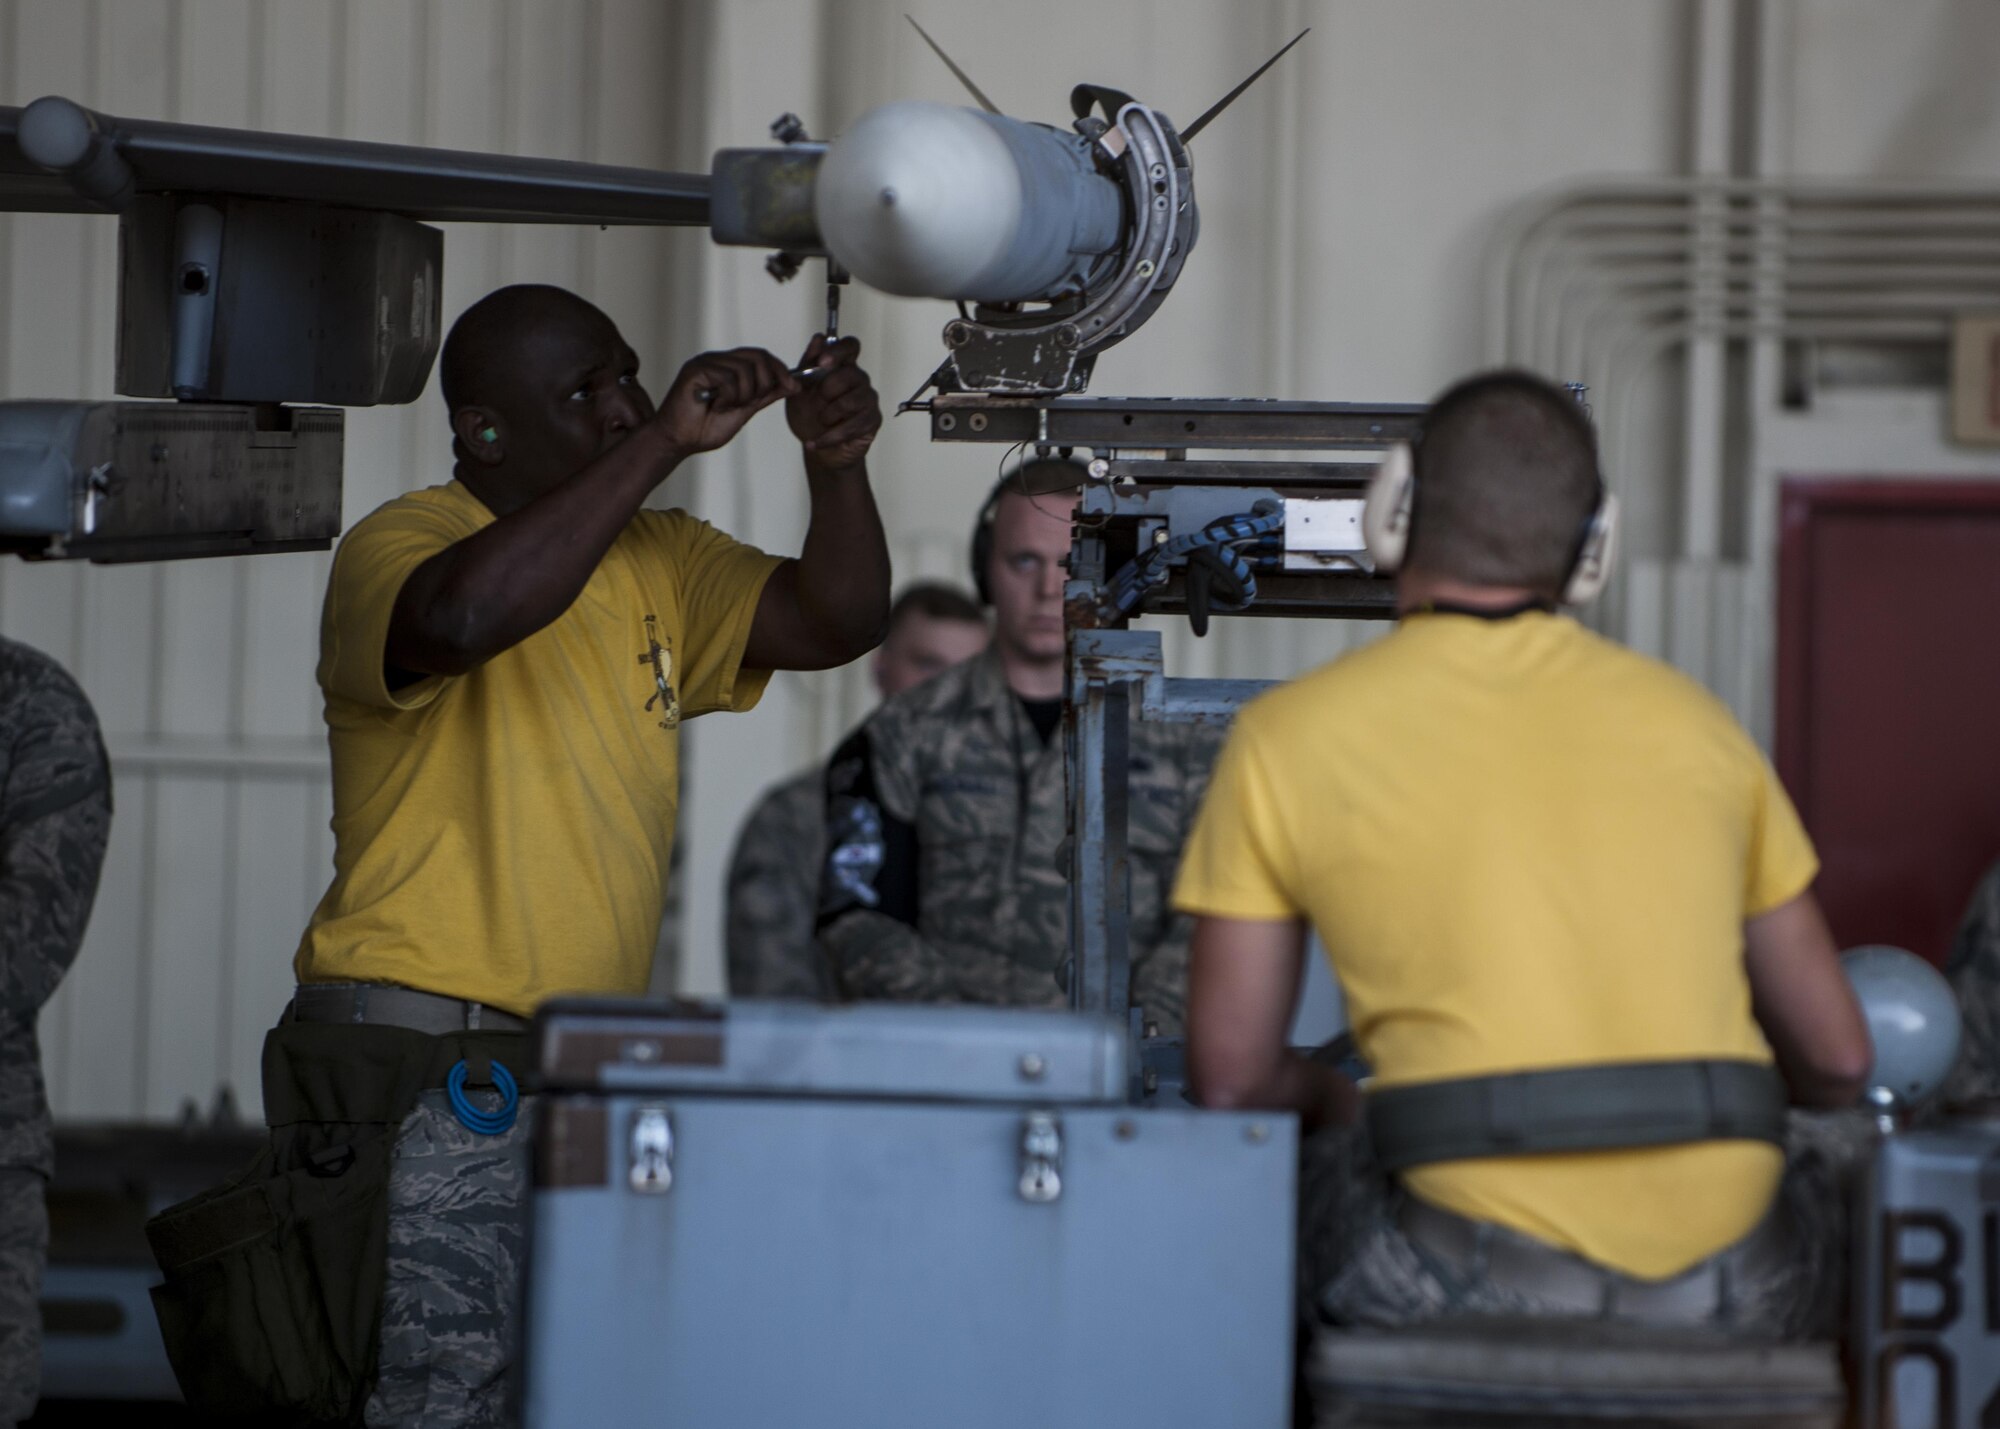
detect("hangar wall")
[0,0,1996,1123]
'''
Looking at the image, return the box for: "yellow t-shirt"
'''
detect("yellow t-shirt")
[294,480,782,1017]
[1173,612,1818,1279]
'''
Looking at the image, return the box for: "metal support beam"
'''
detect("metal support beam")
[1065,649,1131,1024]
[1,99,710,225]
[930,396,1424,448]
[1065,630,1279,1025]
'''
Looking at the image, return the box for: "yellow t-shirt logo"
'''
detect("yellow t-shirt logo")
[639,614,681,730]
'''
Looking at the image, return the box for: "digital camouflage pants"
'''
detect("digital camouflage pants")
[1297,1110,1876,1342]
[364,1089,535,1429]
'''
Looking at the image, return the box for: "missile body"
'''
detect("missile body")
[815,101,1122,304]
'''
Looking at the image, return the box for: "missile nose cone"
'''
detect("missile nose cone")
[816,101,1022,299]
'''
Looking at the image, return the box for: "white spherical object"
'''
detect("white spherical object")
[816,101,1022,299]
[1843,944,1963,1106]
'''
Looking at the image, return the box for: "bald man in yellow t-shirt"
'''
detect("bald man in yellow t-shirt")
[1174,371,1871,1339]
[215,287,888,1426]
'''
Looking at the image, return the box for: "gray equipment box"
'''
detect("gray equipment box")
[0,399,341,560]
[523,999,1298,1428]
[1854,1116,2000,1428]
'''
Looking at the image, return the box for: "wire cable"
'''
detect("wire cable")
[446,1057,520,1136]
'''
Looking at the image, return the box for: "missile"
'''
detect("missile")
[813,101,1122,305]
[706,26,1307,394]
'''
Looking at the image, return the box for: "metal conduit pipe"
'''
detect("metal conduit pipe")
[1531,242,2000,371]
[1521,211,2000,350]
[1548,272,2000,378]
[1514,209,2000,369]
[1513,229,1998,381]
[1481,176,2000,645]
[1486,185,2000,362]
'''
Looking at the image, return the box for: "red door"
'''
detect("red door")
[1775,477,2000,965]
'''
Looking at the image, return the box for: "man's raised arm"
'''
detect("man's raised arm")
[744,335,891,672]
[1743,891,1873,1108]
[390,348,798,682]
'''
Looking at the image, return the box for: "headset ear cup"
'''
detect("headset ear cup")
[970,520,992,605]
[1562,492,1619,606]
[1363,443,1416,576]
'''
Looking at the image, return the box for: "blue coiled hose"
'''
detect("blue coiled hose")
[1108,502,1285,617]
[446,1057,520,1136]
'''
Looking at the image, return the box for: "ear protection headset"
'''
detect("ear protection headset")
[1361,439,1620,607]
[970,479,1005,606]
[969,456,1088,605]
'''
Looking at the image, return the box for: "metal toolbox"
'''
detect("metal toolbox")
[522,999,1297,1428]
[1854,1117,2000,1429]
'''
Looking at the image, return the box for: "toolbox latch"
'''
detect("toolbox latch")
[1018,1111,1063,1204]
[630,1106,675,1194]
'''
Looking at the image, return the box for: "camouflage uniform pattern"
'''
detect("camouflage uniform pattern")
[725,768,832,999]
[0,639,109,1424]
[1943,858,2000,1107]
[0,638,110,1176]
[0,1169,45,1427]
[1297,1110,1874,1343]
[365,1087,534,1429]
[818,648,1219,1033]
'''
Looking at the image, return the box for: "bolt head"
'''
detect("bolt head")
[1019,1053,1046,1081]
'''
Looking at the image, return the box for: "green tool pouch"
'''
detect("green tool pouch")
[143,1018,526,1426]
[146,1129,393,1425]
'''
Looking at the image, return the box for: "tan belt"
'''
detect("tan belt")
[289,982,530,1035]
[1397,1196,1794,1324]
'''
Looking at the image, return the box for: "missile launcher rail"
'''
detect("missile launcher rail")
[917,389,1424,1022]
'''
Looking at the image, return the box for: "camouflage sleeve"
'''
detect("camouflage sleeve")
[1129,724,1226,1035]
[0,672,111,1020]
[1942,860,2000,1106]
[725,772,832,1000]
[816,723,957,1002]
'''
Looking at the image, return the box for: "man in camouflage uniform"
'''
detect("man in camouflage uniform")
[818,463,1219,1033]
[1943,859,2000,1106]
[0,638,111,1426]
[726,581,986,999]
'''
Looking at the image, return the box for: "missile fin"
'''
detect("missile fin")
[1179,27,1311,144]
[904,15,1003,115]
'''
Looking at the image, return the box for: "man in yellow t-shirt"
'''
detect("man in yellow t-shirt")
[1174,371,1871,1338]
[259,285,886,1426]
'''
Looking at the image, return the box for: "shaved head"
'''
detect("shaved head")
[436,284,657,513]
[1409,371,1601,594]
[439,284,613,416]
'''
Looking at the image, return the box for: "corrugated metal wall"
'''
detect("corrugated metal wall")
[0,0,710,1121]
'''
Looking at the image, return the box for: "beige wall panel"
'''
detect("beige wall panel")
[225,779,323,1105]
[1789,0,2000,180]
[141,775,234,1116]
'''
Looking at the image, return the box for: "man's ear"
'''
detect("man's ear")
[452,408,506,465]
